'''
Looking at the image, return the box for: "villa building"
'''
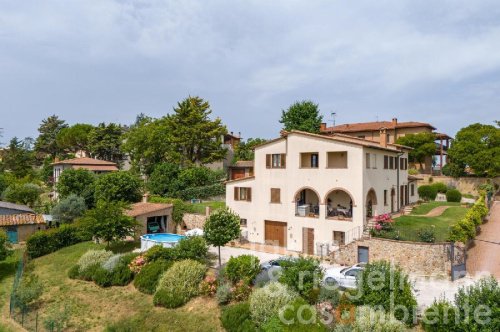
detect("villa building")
[320,118,452,174]
[225,130,418,255]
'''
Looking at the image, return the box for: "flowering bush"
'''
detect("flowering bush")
[128,255,146,274]
[231,280,252,302]
[199,276,218,297]
[374,214,394,231]
[249,281,298,326]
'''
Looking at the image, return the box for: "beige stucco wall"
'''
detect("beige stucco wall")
[331,237,452,277]
[226,133,415,254]
[352,126,434,144]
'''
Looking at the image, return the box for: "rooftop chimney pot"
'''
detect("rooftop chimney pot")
[379,128,388,148]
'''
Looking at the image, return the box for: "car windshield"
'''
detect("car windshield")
[340,267,348,274]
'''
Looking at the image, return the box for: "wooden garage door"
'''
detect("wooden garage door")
[265,220,287,247]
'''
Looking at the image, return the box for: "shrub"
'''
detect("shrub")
[408,168,419,175]
[221,302,256,332]
[110,258,134,286]
[67,265,80,279]
[270,297,327,332]
[422,299,460,332]
[51,194,87,224]
[446,189,462,203]
[225,255,261,285]
[354,306,406,332]
[417,227,436,243]
[134,260,172,294]
[78,249,113,274]
[431,182,448,194]
[153,259,206,308]
[354,261,417,326]
[199,275,218,297]
[26,224,86,258]
[249,281,298,326]
[13,273,43,309]
[448,196,489,243]
[279,257,323,302]
[92,267,113,287]
[217,281,233,305]
[128,255,147,274]
[231,280,252,302]
[144,245,177,262]
[175,236,209,262]
[418,185,438,201]
[102,254,124,272]
[79,263,102,281]
[317,286,341,307]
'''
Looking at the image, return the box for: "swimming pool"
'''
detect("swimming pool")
[140,233,186,251]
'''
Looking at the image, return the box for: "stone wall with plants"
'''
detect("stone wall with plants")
[331,237,453,277]
[416,175,499,196]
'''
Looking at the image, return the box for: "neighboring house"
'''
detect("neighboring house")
[0,201,35,215]
[206,132,242,171]
[228,160,254,180]
[320,118,452,174]
[225,130,418,255]
[126,202,174,235]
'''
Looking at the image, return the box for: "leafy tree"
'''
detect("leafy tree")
[94,171,143,203]
[447,123,500,177]
[56,168,96,207]
[166,96,228,166]
[279,257,323,303]
[51,194,87,223]
[78,201,139,246]
[34,115,67,158]
[1,137,35,178]
[56,123,94,154]
[177,166,224,188]
[204,207,240,266]
[396,132,437,170]
[88,123,125,164]
[2,183,42,208]
[146,163,181,196]
[279,100,323,133]
[233,138,268,161]
[0,230,12,261]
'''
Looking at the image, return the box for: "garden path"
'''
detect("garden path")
[420,205,451,217]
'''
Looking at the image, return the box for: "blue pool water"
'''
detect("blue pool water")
[142,233,186,243]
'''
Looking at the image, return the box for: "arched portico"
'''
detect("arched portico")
[324,188,354,220]
[294,187,320,218]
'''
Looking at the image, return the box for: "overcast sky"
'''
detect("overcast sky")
[1,0,499,143]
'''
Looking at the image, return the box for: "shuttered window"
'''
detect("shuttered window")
[234,187,252,202]
[270,188,281,203]
[266,154,286,168]
[384,155,389,169]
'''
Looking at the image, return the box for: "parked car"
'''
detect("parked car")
[323,264,365,289]
[255,257,296,284]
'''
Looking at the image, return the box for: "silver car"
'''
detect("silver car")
[323,264,365,289]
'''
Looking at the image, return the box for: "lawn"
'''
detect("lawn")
[189,200,225,215]
[410,201,461,215]
[392,206,469,242]
[0,250,21,332]
[14,242,223,332]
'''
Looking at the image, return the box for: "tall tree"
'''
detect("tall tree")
[88,123,125,164]
[280,100,323,133]
[446,123,500,177]
[34,115,67,158]
[94,171,143,203]
[1,137,35,178]
[166,96,227,166]
[396,132,437,169]
[233,138,268,161]
[56,123,94,154]
[56,168,96,207]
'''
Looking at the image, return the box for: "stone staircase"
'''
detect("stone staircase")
[402,205,414,215]
[362,219,377,238]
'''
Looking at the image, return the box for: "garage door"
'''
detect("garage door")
[265,221,287,247]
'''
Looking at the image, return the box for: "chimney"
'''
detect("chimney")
[320,123,327,132]
[392,118,398,126]
[142,193,150,203]
[380,128,387,148]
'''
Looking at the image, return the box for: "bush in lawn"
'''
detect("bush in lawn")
[216,281,233,305]
[78,249,113,274]
[249,281,298,326]
[421,299,460,332]
[79,263,102,281]
[154,259,206,308]
[110,257,135,286]
[221,302,256,332]
[454,276,499,331]
[199,275,218,297]
[225,255,261,285]
[279,256,323,303]
[417,227,436,243]
[102,254,124,271]
[317,286,341,307]
[353,306,406,332]
[354,261,417,326]
[231,280,252,302]
[68,265,80,279]
[418,185,438,201]
[175,236,209,262]
[431,182,448,194]
[134,260,172,294]
[144,245,177,262]
[446,189,462,203]
[92,266,113,287]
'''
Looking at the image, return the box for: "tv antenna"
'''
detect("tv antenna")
[330,112,337,127]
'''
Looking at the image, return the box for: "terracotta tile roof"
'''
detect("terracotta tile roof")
[0,214,45,226]
[231,161,254,168]
[0,201,34,213]
[72,165,119,171]
[322,121,436,133]
[126,202,173,218]
[52,157,117,166]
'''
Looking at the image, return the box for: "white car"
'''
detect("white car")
[323,264,365,289]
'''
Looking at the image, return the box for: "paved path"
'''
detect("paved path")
[423,205,451,217]
[467,201,500,278]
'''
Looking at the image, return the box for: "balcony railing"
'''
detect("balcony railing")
[325,205,352,221]
[295,203,319,218]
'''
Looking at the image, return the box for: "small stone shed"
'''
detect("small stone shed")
[0,214,47,243]
[126,202,174,235]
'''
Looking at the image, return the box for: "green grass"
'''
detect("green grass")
[27,242,223,331]
[393,206,468,242]
[0,250,21,331]
[410,201,461,215]
[189,200,225,215]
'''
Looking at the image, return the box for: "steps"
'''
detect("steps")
[403,206,413,215]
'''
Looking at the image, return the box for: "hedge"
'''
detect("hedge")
[446,189,462,203]
[27,224,89,258]
[176,183,225,201]
[448,195,489,243]
[418,185,438,201]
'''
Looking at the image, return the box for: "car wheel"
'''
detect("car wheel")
[324,277,338,287]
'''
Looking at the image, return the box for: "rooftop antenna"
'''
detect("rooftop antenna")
[376,115,379,122]
[331,112,337,127]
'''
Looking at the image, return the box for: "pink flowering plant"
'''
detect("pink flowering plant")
[128,255,146,273]
[199,276,218,297]
[230,280,252,302]
[374,213,394,231]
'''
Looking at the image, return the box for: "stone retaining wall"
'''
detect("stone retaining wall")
[177,213,208,233]
[417,175,499,196]
[331,237,453,277]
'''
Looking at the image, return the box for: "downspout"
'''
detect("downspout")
[396,151,404,211]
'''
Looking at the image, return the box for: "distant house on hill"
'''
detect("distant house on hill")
[206,132,242,171]
[52,157,119,184]
[0,201,46,243]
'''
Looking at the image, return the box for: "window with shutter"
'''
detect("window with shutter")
[246,188,252,202]
[270,188,281,203]
[266,154,271,168]
[281,154,286,168]
[234,187,239,201]
[384,155,389,169]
